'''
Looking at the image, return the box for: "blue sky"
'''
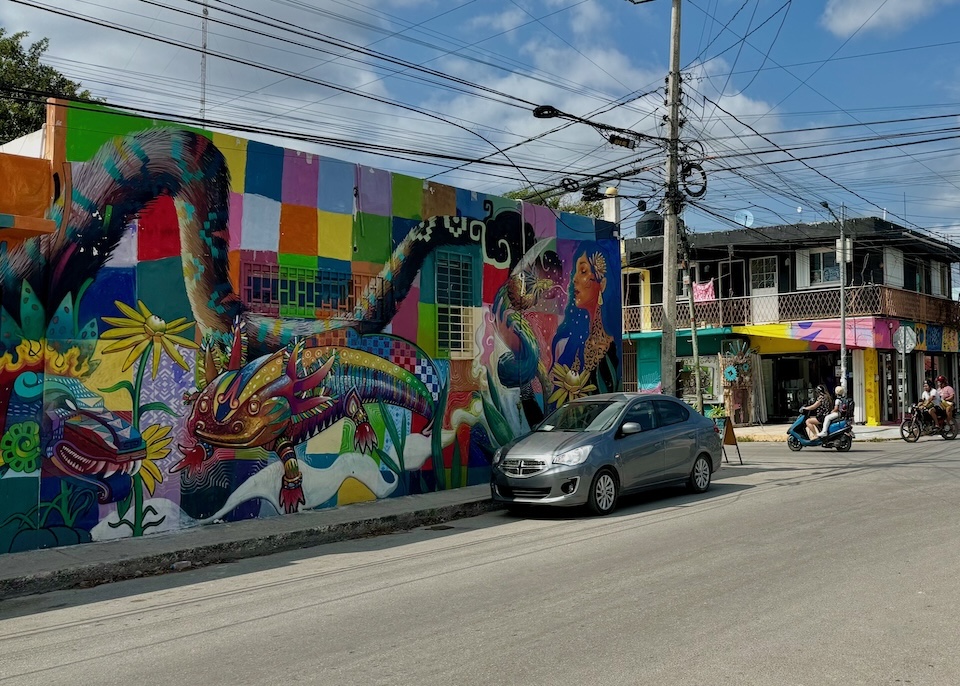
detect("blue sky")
[3,0,960,237]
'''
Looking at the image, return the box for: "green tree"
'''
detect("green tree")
[503,188,604,219]
[0,28,96,144]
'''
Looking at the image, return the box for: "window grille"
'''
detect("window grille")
[241,261,281,317]
[241,258,386,322]
[436,250,475,358]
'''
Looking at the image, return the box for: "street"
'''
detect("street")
[2,440,959,685]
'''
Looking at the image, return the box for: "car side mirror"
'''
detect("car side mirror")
[620,422,642,436]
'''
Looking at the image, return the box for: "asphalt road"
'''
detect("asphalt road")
[2,440,959,685]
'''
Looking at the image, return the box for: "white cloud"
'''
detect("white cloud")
[469,8,529,33]
[821,0,960,38]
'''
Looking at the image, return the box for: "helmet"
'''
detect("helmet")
[835,386,845,397]
[937,375,947,384]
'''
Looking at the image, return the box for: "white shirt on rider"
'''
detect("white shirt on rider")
[923,388,942,406]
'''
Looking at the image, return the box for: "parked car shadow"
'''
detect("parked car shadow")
[497,481,753,521]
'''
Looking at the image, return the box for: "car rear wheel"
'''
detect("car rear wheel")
[688,455,712,494]
[587,468,618,516]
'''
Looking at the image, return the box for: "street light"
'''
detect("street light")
[821,201,850,394]
[531,105,666,147]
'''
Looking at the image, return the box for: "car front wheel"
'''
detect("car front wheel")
[688,455,712,494]
[587,468,618,516]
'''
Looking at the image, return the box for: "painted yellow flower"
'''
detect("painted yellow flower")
[138,424,171,496]
[101,301,199,378]
[549,363,597,407]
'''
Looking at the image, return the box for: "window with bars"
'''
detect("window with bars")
[436,250,475,358]
[241,259,386,321]
[277,265,316,318]
[241,262,281,316]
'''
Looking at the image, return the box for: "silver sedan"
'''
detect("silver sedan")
[490,393,723,515]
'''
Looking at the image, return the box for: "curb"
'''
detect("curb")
[736,435,900,443]
[0,499,504,601]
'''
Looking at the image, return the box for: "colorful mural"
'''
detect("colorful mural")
[0,104,621,553]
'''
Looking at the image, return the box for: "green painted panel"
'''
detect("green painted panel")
[417,302,437,357]
[352,213,392,264]
[65,104,206,162]
[391,173,423,220]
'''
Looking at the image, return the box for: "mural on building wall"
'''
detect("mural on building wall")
[0,110,621,553]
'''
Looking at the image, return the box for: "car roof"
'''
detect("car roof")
[571,392,682,403]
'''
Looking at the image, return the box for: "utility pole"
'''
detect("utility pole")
[660,0,683,396]
[200,0,209,121]
[839,203,847,393]
[821,201,849,394]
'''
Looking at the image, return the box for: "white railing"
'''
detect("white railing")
[623,284,960,332]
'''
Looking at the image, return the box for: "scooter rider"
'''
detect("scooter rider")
[818,386,846,438]
[802,384,832,440]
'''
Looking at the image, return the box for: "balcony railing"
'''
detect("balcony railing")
[623,284,960,333]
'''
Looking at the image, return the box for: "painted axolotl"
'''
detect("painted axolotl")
[174,327,437,513]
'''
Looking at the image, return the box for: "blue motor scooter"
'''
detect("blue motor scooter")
[786,406,854,452]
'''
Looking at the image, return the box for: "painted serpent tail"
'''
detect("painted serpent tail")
[4,128,538,360]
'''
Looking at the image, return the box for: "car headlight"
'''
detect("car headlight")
[493,447,505,465]
[553,445,592,466]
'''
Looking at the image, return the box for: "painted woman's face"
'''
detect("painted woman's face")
[573,255,601,309]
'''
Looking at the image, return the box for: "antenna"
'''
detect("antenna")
[733,209,754,228]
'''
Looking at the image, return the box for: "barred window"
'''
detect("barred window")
[241,258,384,322]
[436,250,475,358]
[241,262,280,316]
[278,264,317,319]
[317,269,351,313]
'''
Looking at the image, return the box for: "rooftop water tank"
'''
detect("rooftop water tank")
[635,211,664,238]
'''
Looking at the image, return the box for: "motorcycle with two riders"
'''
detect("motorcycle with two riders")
[899,400,957,442]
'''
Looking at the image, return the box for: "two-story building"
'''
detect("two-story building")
[622,217,960,426]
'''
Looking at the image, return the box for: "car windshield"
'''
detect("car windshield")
[537,401,625,432]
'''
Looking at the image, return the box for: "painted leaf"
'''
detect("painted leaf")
[377,401,405,472]
[374,447,402,476]
[138,401,179,420]
[430,382,449,491]
[486,368,506,417]
[0,305,25,350]
[99,380,136,402]
[451,438,462,490]
[19,282,45,341]
[481,392,513,447]
[77,318,100,363]
[116,489,134,519]
[46,294,75,340]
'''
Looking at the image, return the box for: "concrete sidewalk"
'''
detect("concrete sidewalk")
[0,485,500,601]
[732,422,903,442]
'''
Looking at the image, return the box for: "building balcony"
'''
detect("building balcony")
[623,284,960,333]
